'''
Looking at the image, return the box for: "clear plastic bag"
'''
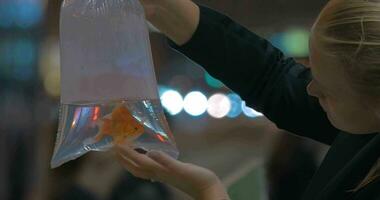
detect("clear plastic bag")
[51,0,179,168]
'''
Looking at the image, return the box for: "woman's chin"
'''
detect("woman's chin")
[326,113,355,133]
[330,118,377,134]
[326,112,379,134]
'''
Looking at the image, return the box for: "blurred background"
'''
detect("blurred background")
[0,0,331,199]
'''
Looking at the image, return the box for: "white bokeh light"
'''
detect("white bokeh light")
[183,91,208,116]
[207,93,231,118]
[160,90,183,115]
[242,101,263,118]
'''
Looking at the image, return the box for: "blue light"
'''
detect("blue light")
[14,38,36,66]
[13,38,37,80]
[0,39,12,66]
[205,72,223,88]
[13,64,34,81]
[242,101,263,118]
[0,40,12,78]
[0,0,44,29]
[0,3,13,28]
[0,37,37,80]
[227,93,243,118]
[15,1,44,28]
[158,85,170,97]
[269,33,285,52]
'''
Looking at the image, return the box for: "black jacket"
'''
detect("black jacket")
[169,5,380,200]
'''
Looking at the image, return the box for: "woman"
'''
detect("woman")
[116,0,380,199]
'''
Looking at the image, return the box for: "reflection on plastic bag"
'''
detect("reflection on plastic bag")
[51,0,178,168]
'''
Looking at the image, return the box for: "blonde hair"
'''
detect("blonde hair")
[314,0,380,191]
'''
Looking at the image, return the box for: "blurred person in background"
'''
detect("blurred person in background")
[49,157,98,200]
[48,152,172,200]
[266,133,319,200]
[114,0,380,199]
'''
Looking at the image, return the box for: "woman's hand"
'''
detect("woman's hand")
[114,145,230,199]
[139,0,160,21]
[138,0,200,45]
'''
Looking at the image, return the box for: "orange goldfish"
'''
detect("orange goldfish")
[95,105,144,144]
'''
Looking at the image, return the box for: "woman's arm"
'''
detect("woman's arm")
[140,0,340,145]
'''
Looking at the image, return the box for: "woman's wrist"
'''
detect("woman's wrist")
[196,181,230,200]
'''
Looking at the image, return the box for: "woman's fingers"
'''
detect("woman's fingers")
[115,144,190,183]
[117,146,162,170]
[116,153,151,179]
[147,150,182,171]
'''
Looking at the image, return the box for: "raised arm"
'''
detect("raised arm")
[141,0,340,145]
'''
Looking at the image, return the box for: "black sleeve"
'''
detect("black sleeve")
[168,5,339,145]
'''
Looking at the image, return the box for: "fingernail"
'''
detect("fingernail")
[135,148,147,154]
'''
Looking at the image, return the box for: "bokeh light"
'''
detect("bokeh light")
[13,38,37,80]
[207,93,231,118]
[0,0,47,29]
[0,39,13,78]
[242,101,263,118]
[39,37,60,97]
[283,28,310,57]
[158,85,170,97]
[205,72,223,89]
[0,37,37,81]
[14,1,44,28]
[269,33,285,52]
[269,28,310,57]
[227,93,243,118]
[160,90,184,115]
[0,3,13,28]
[43,69,60,97]
[183,91,208,116]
